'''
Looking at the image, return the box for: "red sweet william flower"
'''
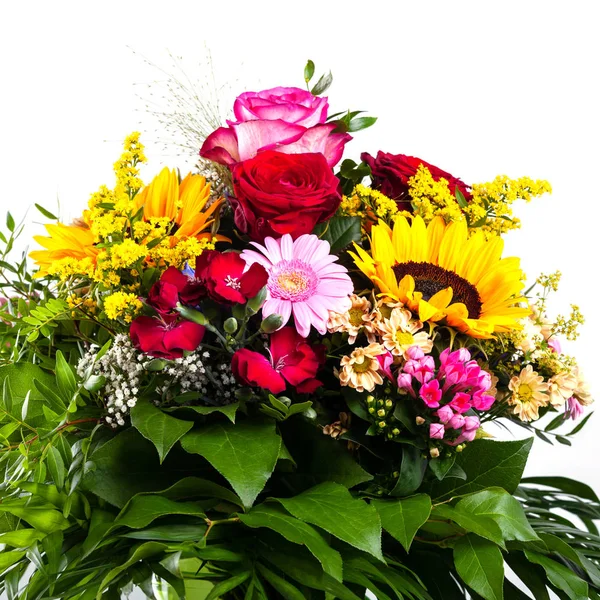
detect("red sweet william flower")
[231,327,323,394]
[231,150,342,242]
[147,267,189,314]
[203,252,268,304]
[130,315,205,360]
[361,151,472,211]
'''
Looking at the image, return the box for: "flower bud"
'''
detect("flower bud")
[378,420,386,428]
[429,447,440,458]
[368,407,375,414]
[415,416,426,426]
[260,314,284,333]
[392,428,401,436]
[377,408,386,417]
[456,443,466,453]
[246,286,267,315]
[366,395,375,405]
[224,317,238,334]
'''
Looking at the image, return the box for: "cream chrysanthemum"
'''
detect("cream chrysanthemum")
[327,294,376,344]
[378,307,433,359]
[547,371,578,408]
[338,343,385,393]
[508,365,549,421]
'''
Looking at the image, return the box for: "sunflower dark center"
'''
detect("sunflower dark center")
[392,261,482,318]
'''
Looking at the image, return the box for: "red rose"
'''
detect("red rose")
[361,151,472,211]
[231,150,342,241]
[130,315,205,360]
[231,327,323,394]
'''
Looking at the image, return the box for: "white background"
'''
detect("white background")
[0,0,598,589]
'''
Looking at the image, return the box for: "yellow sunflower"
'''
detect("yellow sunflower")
[350,215,530,338]
[30,221,99,277]
[135,167,227,242]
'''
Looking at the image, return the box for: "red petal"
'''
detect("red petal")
[200,127,240,165]
[240,262,268,299]
[163,321,205,352]
[161,266,189,291]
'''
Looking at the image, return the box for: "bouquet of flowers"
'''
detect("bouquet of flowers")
[1,62,598,600]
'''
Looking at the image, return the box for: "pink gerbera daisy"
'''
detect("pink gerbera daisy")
[241,233,353,337]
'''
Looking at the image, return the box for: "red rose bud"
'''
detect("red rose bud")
[130,315,205,360]
[231,327,323,394]
[203,252,268,304]
[147,267,189,313]
[361,151,472,211]
[231,150,342,242]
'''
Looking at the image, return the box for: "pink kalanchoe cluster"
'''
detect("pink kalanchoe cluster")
[397,346,495,446]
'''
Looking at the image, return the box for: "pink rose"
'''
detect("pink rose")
[200,87,351,168]
[234,86,328,128]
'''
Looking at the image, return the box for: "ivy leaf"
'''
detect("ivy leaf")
[430,438,533,500]
[240,503,343,581]
[274,481,383,561]
[312,216,362,253]
[456,487,539,542]
[130,401,193,463]
[181,421,281,509]
[372,494,431,552]
[453,534,504,600]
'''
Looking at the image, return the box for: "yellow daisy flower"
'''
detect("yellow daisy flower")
[377,306,433,359]
[350,215,530,339]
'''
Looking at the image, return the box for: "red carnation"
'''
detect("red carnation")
[203,252,268,304]
[130,315,205,360]
[231,327,324,394]
[231,150,342,242]
[361,151,472,211]
[147,267,189,314]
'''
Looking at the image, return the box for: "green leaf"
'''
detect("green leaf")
[505,554,550,600]
[281,419,373,488]
[304,59,315,83]
[524,550,588,600]
[372,494,432,552]
[567,412,593,436]
[97,541,168,598]
[429,454,457,481]
[430,438,533,500]
[433,504,505,547]
[204,571,252,600]
[0,504,70,533]
[82,428,180,508]
[347,116,377,132]
[6,212,15,232]
[121,523,207,541]
[453,534,504,600]
[240,503,343,581]
[180,420,281,509]
[455,189,468,209]
[0,529,45,547]
[275,481,383,561]
[155,476,243,507]
[130,401,194,463]
[55,350,77,402]
[391,446,428,496]
[34,203,59,220]
[521,476,599,502]
[0,551,25,575]
[164,402,238,424]
[176,305,208,325]
[47,446,66,490]
[311,71,333,95]
[312,216,362,252]
[114,495,206,529]
[256,562,306,600]
[456,487,539,542]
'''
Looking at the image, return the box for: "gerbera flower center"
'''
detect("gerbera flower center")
[392,261,482,318]
[395,331,415,346]
[268,259,318,301]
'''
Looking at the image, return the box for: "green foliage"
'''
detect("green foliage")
[312,215,362,253]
